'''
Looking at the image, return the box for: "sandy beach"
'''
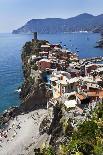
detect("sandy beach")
[0,109,49,155]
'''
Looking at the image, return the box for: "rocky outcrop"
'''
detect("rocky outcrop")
[20,82,48,112]
[39,103,74,153]
[96,39,103,48]
[20,40,52,112]
[0,107,21,127]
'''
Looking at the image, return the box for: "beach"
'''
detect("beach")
[0,109,48,155]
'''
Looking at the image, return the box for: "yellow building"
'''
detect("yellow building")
[50,72,80,99]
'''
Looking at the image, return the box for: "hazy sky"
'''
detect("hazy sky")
[0,0,103,32]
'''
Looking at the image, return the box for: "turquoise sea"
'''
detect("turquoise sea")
[0,33,103,113]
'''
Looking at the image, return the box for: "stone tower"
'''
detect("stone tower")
[33,32,37,40]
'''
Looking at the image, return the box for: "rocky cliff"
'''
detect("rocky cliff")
[20,40,51,112]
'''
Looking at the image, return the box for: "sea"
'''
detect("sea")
[0,32,103,113]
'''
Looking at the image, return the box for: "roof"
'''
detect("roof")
[60,81,68,85]
[41,45,50,48]
[76,93,86,100]
[76,106,84,113]
[46,43,51,46]
[87,83,100,89]
[64,100,77,108]
[96,78,102,82]
[54,47,61,50]
[87,90,103,98]
[55,74,62,77]
[31,55,36,59]
[50,77,58,81]
[39,51,48,54]
[69,63,77,67]
[81,76,94,83]
[85,63,103,68]
[60,76,68,85]
[39,59,51,63]
[85,63,97,68]
[67,67,79,73]
[68,77,80,84]
[82,76,102,83]
[64,92,76,98]
[95,67,103,73]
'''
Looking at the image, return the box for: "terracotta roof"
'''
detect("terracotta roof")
[76,106,83,113]
[87,90,103,98]
[76,93,86,100]
[39,59,51,62]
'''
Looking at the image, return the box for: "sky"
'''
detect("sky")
[0,0,103,32]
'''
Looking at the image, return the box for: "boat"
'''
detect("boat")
[79,30,88,33]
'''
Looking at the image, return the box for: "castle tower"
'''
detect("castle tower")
[33,32,37,40]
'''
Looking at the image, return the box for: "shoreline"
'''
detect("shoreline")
[0,38,52,154]
[0,109,48,155]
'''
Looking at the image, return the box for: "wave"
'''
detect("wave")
[15,88,21,93]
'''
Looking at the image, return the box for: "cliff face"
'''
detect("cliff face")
[97,40,103,48]
[20,40,50,112]
[20,82,48,112]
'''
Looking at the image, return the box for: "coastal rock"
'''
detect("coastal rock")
[0,107,21,127]
[96,39,103,48]
[20,40,52,112]
[20,82,48,112]
[38,103,64,152]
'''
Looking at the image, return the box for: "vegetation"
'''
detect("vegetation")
[22,41,33,58]
[32,63,38,71]
[22,40,49,58]
[42,146,55,155]
[40,102,103,155]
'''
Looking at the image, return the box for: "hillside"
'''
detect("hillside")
[13,13,103,34]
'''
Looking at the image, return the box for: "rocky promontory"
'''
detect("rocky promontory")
[0,39,51,126]
[96,39,103,48]
[20,40,52,112]
[0,39,53,154]
[95,32,103,48]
